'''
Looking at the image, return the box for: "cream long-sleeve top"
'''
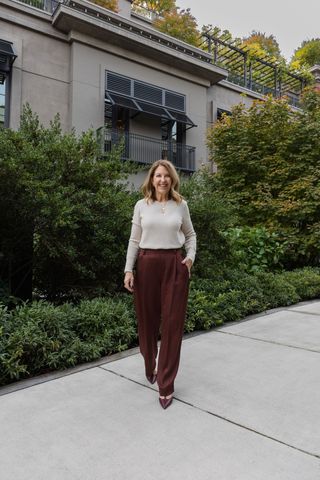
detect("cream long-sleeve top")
[124,198,197,273]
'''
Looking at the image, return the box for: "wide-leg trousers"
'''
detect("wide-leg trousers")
[134,249,189,397]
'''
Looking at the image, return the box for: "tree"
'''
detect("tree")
[207,89,320,268]
[291,39,320,68]
[154,7,200,47]
[0,106,138,302]
[134,0,176,15]
[90,0,118,11]
[180,168,236,278]
[242,31,283,60]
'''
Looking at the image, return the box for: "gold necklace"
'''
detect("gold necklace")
[160,201,167,214]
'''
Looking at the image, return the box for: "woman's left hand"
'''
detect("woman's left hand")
[181,257,193,278]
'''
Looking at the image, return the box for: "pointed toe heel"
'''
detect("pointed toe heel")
[146,373,157,385]
[159,396,173,409]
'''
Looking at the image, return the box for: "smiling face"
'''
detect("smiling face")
[152,165,172,201]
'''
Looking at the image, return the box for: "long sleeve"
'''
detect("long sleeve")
[124,199,196,271]
[181,202,197,263]
[124,203,142,273]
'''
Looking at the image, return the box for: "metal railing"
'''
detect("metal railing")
[16,0,305,106]
[227,72,300,107]
[97,127,196,172]
[131,3,159,21]
[15,0,60,13]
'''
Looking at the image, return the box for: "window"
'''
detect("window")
[106,71,186,113]
[0,80,6,127]
[217,108,231,120]
[0,39,17,128]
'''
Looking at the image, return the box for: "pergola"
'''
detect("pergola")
[201,30,308,106]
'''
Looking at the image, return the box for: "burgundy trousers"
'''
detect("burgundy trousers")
[134,249,189,397]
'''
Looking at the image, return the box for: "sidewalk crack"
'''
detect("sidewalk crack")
[99,367,320,460]
[216,331,320,353]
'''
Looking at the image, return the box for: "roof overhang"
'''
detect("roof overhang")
[52,0,227,85]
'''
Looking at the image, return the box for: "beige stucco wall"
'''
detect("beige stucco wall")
[70,40,209,167]
[208,81,264,125]
[0,3,70,130]
[1,0,253,169]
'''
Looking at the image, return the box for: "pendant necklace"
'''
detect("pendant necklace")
[160,201,167,214]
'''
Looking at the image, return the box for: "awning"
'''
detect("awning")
[166,110,195,126]
[106,92,196,127]
[106,92,140,111]
[0,40,17,84]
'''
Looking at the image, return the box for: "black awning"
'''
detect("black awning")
[0,40,17,84]
[105,91,196,127]
[134,100,172,120]
[166,110,196,127]
[106,92,141,111]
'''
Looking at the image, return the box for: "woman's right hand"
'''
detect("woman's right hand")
[124,272,134,293]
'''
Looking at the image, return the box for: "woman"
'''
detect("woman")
[124,160,196,409]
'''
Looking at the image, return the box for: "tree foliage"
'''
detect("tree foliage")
[181,168,237,278]
[242,31,284,61]
[153,7,200,47]
[207,89,320,268]
[134,0,176,15]
[291,38,320,68]
[89,0,118,11]
[0,105,137,301]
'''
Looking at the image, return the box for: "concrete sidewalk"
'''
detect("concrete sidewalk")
[1,301,320,479]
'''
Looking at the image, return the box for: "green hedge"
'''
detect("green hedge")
[0,296,137,386]
[185,267,320,332]
[1,267,320,386]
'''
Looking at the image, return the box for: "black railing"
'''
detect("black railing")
[97,127,196,172]
[17,0,306,105]
[16,0,60,13]
[226,71,301,107]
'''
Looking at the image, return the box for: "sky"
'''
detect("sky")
[176,0,320,61]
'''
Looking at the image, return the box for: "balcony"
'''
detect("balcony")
[16,0,60,12]
[227,72,301,108]
[97,128,196,172]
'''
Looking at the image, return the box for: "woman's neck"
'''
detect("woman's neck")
[155,194,169,203]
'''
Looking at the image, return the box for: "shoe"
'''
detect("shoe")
[159,395,173,409]
[146,372,157,384]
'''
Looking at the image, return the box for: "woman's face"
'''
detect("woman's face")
[152,165,172,199]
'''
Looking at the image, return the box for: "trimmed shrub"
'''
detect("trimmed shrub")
[186,267,316,331]
[281,267,320,300]
[1,268,320,387]
[0,295,137,386]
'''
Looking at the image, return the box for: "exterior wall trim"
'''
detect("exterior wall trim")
[52,0,227,84]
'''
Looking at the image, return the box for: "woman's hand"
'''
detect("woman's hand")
[181,257,193,278]
[124,272,134,292]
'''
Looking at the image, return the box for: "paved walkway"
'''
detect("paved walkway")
[1,301,320,479]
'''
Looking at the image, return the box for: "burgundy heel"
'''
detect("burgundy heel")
[159,396,173,409]
[146,373,157,384]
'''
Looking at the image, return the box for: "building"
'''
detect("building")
[0,0,309,173]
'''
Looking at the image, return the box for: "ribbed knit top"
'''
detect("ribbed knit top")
[124,198,197,273]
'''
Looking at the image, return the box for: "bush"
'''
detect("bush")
[254,271,300,308]
[0,106,138,301]
[225,226,287,272]
[1,267,319,386]
[0,295,137,386]
[207,90,320,269]
[186,267,317,331]
[281,267,320,299]
[181,167,237,278]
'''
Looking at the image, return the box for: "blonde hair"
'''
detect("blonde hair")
[142,160,183,203]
